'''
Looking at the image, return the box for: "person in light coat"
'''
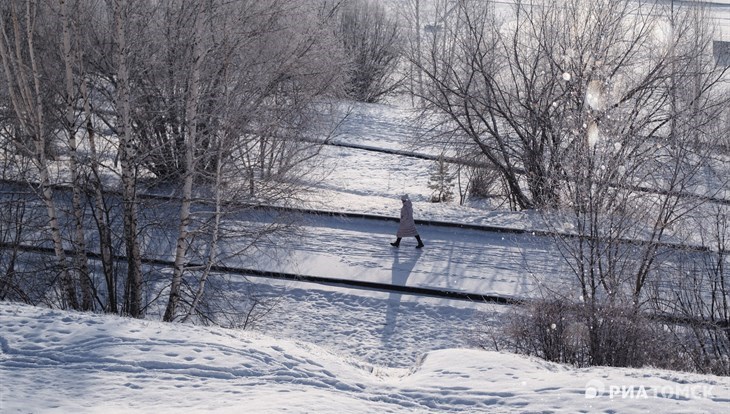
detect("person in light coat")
[391,194,425,248]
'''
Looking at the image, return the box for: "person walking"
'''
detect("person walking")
[391,194,425,248]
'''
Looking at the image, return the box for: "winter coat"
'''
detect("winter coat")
[396,200,419,237]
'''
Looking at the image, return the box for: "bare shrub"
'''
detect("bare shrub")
[501,299,585,365]
[659,206,730,375]
[501,298,691,370]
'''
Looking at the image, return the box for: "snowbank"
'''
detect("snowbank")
[1,302,728,413]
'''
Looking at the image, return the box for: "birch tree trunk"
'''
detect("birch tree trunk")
[163,2,205,322]
[0,0,79,310]
[114,0,143,318]
[408,0,423,102]
[182,143,223,324]
[60,0,93,311]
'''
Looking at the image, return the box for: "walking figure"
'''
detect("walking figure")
[391,194,425,248]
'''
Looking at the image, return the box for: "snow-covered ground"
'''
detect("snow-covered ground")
[306,102,548,229]
[0,303,730,413]
[1,102,729,412]
[2,302,729,413]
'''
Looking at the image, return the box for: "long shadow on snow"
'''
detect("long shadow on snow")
[382,248,421,346]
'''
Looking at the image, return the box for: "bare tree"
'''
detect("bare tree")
[59,0,94,311]
[112,0,144,317]
[153,0,346,322]
[338,0,402,102]
[399,0,423,102]
[413,0,706,210]
[77,36,118,313]
[163,0,206,322]
[0,0,79,310]
[455,0,730,369]
[546,0,728,368]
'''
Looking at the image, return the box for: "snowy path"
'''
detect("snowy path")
[223,213,558,300]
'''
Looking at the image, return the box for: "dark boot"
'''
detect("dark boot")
[390,237,401,247]
[415,236,425,248]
